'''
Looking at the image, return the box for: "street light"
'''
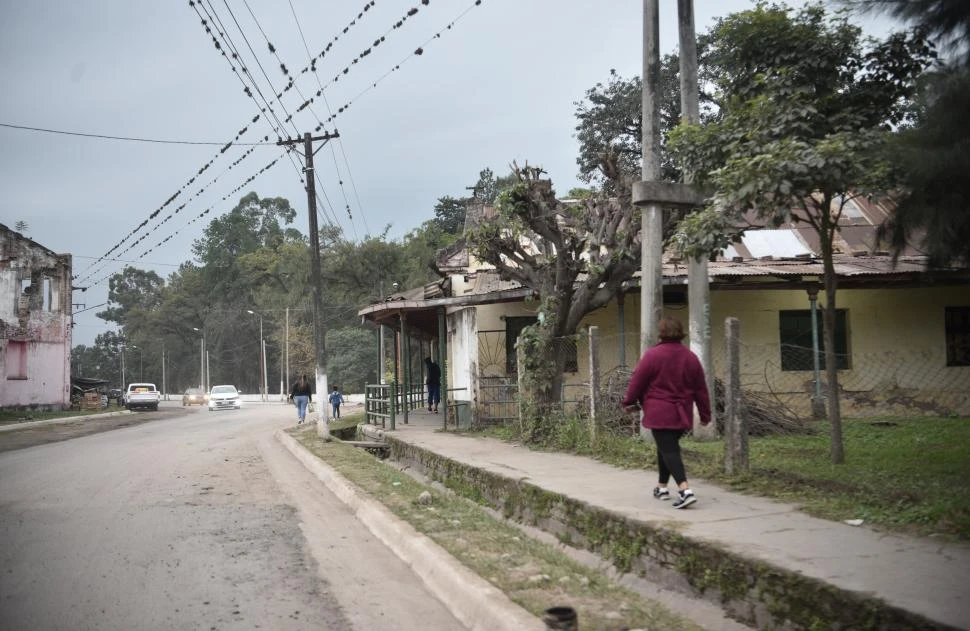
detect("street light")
[131,345,143,381]
[247,310,268,401]
[192,327,205,391]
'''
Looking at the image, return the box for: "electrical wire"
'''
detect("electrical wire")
[0,122,273,145]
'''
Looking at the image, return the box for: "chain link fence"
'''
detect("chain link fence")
[474,325,968,433]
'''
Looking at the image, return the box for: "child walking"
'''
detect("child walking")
[329,385,344,419]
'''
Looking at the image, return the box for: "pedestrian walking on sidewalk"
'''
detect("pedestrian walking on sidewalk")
[329,385,344,419]
[425,357,441,412]
[621,317,711,508]
[290,374,313,424]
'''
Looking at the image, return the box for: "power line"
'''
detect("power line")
[0,122,273,145]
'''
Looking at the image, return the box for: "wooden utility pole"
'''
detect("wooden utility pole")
[277,131,339,439]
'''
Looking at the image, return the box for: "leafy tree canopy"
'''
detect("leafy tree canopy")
[848,0,970,265]
[667,1,934,463]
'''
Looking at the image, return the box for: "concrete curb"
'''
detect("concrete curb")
[275,430,543,631]
[0,409,132,433]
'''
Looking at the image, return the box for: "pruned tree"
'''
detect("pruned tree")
[668,2,934,463]
[466,160,640,440]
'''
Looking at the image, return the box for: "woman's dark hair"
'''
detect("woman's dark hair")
[658,317,686,341]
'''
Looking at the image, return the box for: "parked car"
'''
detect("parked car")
[126,382,160,411]
[208,385,241,411]
[182,388,206,406]
[107,389,124,405]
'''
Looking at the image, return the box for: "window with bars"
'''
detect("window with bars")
[504,316,578,374]
[779,309,849,371]
[945,307,970,367]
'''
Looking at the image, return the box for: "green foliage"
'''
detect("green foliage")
[96,267,164,325]
[431,195,467,235]
[573,56,693,187]
[465,165,640,430]
[851,0,970,266]
[325,327,378,393]
[488,415,970,539]
[666,2,934,463]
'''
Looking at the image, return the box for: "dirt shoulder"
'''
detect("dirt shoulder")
[0,409,183,453]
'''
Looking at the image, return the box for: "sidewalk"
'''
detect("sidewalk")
[364,409,970,630]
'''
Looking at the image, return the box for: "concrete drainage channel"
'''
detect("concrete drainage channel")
[366,430,951,631]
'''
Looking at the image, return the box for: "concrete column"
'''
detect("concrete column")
[639,0,663,353]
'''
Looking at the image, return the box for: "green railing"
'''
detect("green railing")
[364,381,426,430]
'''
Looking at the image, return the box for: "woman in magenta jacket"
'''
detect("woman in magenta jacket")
[622,317,711,508]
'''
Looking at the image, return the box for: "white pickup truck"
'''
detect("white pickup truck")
[125,382,160,411]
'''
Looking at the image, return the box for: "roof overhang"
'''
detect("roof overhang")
[358,287,533,338]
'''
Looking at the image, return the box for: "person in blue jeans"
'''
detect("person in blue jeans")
[425,357,441,412]
[289,374,312,424]
[329,385,344,419]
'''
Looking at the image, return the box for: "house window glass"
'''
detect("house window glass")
[945,307,970,367]
[779,309,849,371]
[6,340,28,380]
[505,316,578,374]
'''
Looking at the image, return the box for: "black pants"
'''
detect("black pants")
[651,428,687,485]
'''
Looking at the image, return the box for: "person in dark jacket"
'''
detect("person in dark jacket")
[621,317,711,508]
[290,374,313,424]
[424,357,441,412]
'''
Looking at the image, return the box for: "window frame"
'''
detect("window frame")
[6,340,28,380]
[504,316,578,374]
[778,308,849,371]
[945,306,970,367]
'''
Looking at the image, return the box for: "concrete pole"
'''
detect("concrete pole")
[640,0,664,353]
[262,337,269,404]
[678,0,716,439]
[724,317,748,474]
[587,326,600,444]
[285,307,290,398]
[401,313,410,424]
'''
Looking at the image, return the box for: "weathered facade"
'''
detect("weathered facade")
[360,197,970,421]
[0,224,72,410]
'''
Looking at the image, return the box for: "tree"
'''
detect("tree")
[466,161,640,440]
[432,196,468,235]
[573,52,703,187]
[97,267,165,325]
[668,2,933,463]
[846,0,970,266]
[326,327,378,393]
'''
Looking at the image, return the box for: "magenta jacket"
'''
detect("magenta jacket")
[621,340,712,430]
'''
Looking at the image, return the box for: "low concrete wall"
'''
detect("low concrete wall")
[385,437,956,631]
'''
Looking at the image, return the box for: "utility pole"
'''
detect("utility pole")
[278,131,339,439]
[285,306,290,400]
[678,0,715,439]
[638,0,664,353]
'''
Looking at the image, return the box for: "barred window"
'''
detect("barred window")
[505,316,578,374]
[945,307,970,367]
[779,309,849,371]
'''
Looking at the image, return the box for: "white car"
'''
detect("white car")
[208,385,241,411]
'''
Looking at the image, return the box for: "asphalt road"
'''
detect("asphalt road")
[0,403,464,630]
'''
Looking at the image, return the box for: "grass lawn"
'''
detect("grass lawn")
[487,416,970,540]
[289,425,702,631]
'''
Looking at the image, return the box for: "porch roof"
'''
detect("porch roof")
[359,254,968,335]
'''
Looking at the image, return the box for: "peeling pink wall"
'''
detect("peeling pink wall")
[0,224,72,410]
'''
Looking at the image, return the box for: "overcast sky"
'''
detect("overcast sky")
[0,1,898,347]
